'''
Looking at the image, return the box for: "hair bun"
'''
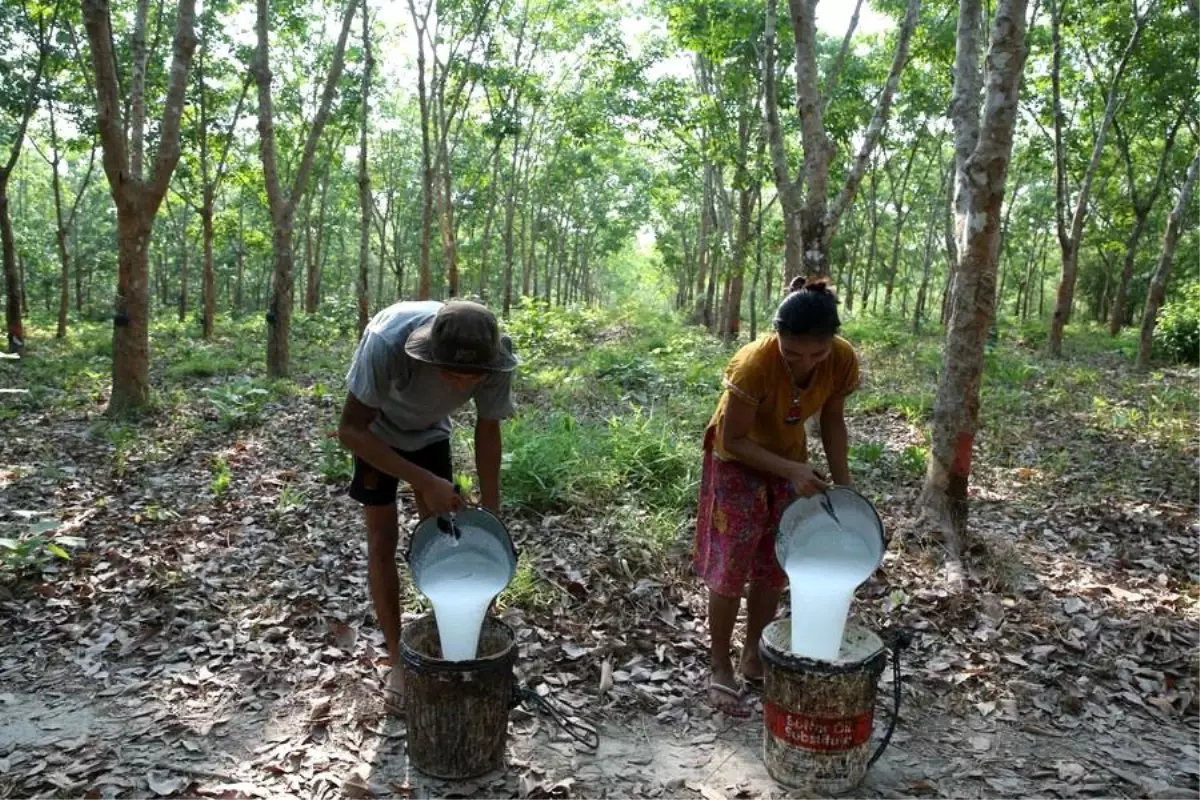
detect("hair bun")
[789,276,830,294]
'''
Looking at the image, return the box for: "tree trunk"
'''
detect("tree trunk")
[501,140,520,314]
[266,218,294,374]
[763,0,803,282]
[694,161,714,319]
[477,141,502,299]
[409,0,433,300]
[750,189,764,340]
[235,201,245,312]
[0,178,21,352]
[434,101,460,297]
[844,212,864,311]
[129,0,151,179]
[788,0,921,278]
[1038,244,1046,317]
[56,222,70,338]
[725,182,755,343]
[920,0,1028,584]
[155,248,166,308]
[2,0,63,350]
[1017,228,1043,319]
[375,217,387,310]
[373,193,392,309]
[17,252,27,318]
[178,219,189,322]
[546,214,560,304]
[859,167,880,312]
[192,37,248,340]
[356,0,373,335]
[44,98,95,339]
[704,249,720,330]
[1108,112,1184,335]
[74,225,84,313]
[941,156,957,326]
[914,157,952,334]
[200,201,214,337]
[111,214,155,410]
[884,144,920,314]
[255,0,356,377]
[1048,0,1152,355]
[83,0,197,411]
[1137,151,1199,370]
[528,215,539,300]
[519,184,531,299]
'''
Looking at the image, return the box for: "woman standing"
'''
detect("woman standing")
[694,278,861,717]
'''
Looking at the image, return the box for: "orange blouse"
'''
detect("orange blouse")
[708,334,860,464]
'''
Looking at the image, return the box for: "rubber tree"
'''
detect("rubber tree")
[82,0,198,412]
[253,0,356,378]
[1,0,61,352]
[763,0,922,281]
[919,0,1030,584]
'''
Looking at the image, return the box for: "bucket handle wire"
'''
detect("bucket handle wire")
[867,627,913,770]
[512,685,601,751]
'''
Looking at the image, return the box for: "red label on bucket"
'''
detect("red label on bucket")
[764,704,874,752]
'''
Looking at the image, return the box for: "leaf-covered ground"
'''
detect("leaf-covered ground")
[2,308,1197,799]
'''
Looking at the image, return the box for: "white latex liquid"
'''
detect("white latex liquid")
[416,534,511,661]
[784,519,877,661]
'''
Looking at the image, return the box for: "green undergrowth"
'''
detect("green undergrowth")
[4,301,1196,587]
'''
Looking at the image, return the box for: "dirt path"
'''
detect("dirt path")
[1,655,1194,799]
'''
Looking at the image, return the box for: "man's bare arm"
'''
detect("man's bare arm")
[474,418,502,513]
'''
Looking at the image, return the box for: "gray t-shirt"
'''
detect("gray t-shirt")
[345,300,515,451]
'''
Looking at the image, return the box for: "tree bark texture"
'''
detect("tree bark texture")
[83,0,197,412]
[920,0,1029,582]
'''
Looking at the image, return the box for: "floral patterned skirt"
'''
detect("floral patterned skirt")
[693,428,794,598]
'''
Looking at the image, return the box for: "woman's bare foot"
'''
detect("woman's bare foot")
[708,662,750,718]
[740,649,765,685]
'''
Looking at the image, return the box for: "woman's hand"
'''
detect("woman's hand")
[787,463,828,497]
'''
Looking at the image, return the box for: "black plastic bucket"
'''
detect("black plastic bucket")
[401,614,516,779]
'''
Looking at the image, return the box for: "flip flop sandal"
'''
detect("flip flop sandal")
[708,680,751,719]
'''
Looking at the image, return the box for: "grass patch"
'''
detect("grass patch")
[166,351,243,380]
[204,378,280,430]
[500,410,698,515]
[497,552,562,613]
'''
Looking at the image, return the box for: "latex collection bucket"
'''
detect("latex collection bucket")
[401,614,517,779]
[774,487,886,574]
[401,614,599,779]
[775,487,886,660]
[405,506,519,661]
[759,619,908,795]
[406,506,519,591]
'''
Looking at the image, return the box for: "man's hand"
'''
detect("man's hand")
[418,474,467,516]
[787,463,828,497]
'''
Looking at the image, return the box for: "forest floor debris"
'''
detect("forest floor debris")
[2,312,1197,798]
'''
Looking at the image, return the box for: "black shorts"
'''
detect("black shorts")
[348,439,453,506]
